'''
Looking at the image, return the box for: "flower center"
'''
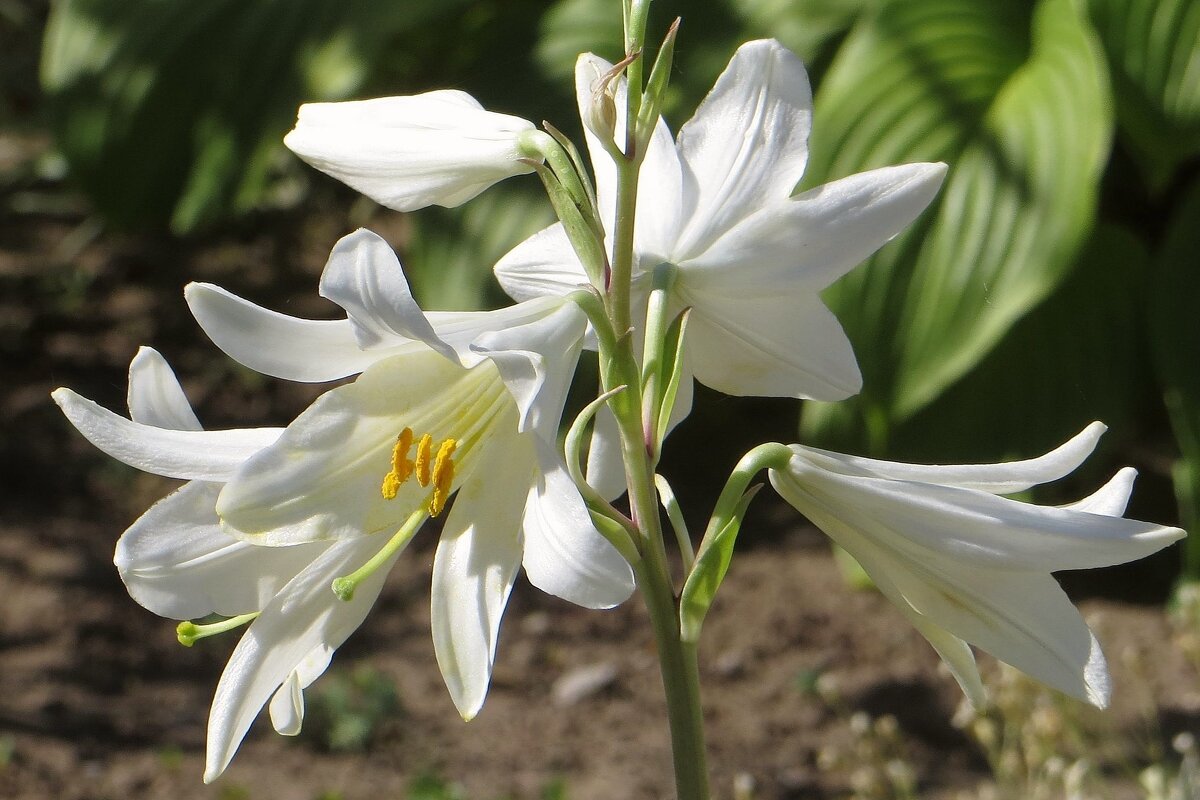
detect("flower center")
[381,427,458,517]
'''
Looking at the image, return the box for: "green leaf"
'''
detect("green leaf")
[1149,175,1200,576]
[891,224,1149,468]
[726,0,871,66]
[679,486,760,643]
[802,0,1113,450]
[39,0,470,233]
[1083,0,1200,191]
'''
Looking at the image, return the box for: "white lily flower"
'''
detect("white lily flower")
[495,39,947,405]
[767,422,1185,708]
[183,228,633,778]
[283,91,542,212]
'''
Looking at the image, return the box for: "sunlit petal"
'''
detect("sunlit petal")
[116,481,328,619]
[431,439,532,719]
[204,535,396,782]
[127,346,201,430]
[53,388,281,481]
[186,282,378,382]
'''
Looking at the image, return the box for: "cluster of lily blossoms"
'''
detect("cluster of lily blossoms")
[56,35,1182,786]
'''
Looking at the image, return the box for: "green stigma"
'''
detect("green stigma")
[175,612,260,647]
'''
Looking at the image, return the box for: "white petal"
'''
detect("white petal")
[430,438,531,719]
[127,347,201,430]
[1062,467,1136,515]
[786,485,1110,707]
[471,301,586,436]
[186,282,379,382]
[585,405,626,501]
[785,459,1184,573]
[204,535,398,782]
[53,388,282,481]
[521,440,635,609]
[792,422,1109,494]
[681,163,948,292]
[493,223,590,303]
[268,672,305,736]
[116,481,328,619]
[284,92,536,212]
[678,289,861,401]
[217,351,512,544]
[674,40,813,259]
[268,644,334,736]
[318,229,461,363]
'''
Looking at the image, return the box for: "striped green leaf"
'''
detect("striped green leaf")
[801,0,1113,450]
[1084,0,1200,190]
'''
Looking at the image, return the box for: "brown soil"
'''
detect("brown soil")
[3,155,1198,800]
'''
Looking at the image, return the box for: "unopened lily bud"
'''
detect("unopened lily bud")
[284,91,539,212]
[583,82,619,144]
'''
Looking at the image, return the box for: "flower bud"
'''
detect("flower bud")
[284,91,538,212]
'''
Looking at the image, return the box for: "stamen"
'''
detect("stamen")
[427,438,458,517]
[176,612,259,647]
[331,508,427,601]
[381,428,415,500]
[414,433,434,486]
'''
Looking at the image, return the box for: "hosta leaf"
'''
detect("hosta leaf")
[891,224,1148,469]
[40,0,469,233]
[1149,176,1200,575]
[1083,0,1200,191]
[802,0,1112,449]
[727,0,871,66]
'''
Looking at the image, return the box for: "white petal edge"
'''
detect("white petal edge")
[493,222,590,303]
[792,422,1108,494]
[673,39,814,260]
[681,163,948,292]
[430,438,532,719]
[116,481,329,619]
[186,282,380,382]
[521,440,635,609]
[53,388,282,481]
[127,347,201,430]
[679,289,862,401]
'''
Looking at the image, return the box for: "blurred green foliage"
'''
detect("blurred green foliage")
[299,664,402,752]
[36,0,1200,574]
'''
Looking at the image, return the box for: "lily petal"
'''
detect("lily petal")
[493,222,590,303]
[678,290,861,401]
[793,422,1108,494]
[116,481,328,619]
[471,301,586,436]
[204,535,397,782]
[786,459,1183,572]
[681,163,948,291]
[127,347,201,430]
[431,438,532,719]
[318,229,461,363]
[186,283,379,382]
[522,440,635,609]
[268,644,334,736]
[52,388,282,481]
[674,39,813,259]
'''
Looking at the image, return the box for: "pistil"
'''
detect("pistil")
[176,612,260,647]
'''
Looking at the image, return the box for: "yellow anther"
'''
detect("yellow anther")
[414,433,434,487]
[381,428,416,500]
[427,438,458,517]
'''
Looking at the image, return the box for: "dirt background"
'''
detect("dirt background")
[1,150,1199,800]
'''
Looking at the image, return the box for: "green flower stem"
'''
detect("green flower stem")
[701,443,793,547]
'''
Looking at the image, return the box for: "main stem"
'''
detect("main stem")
[603,87,711,800]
